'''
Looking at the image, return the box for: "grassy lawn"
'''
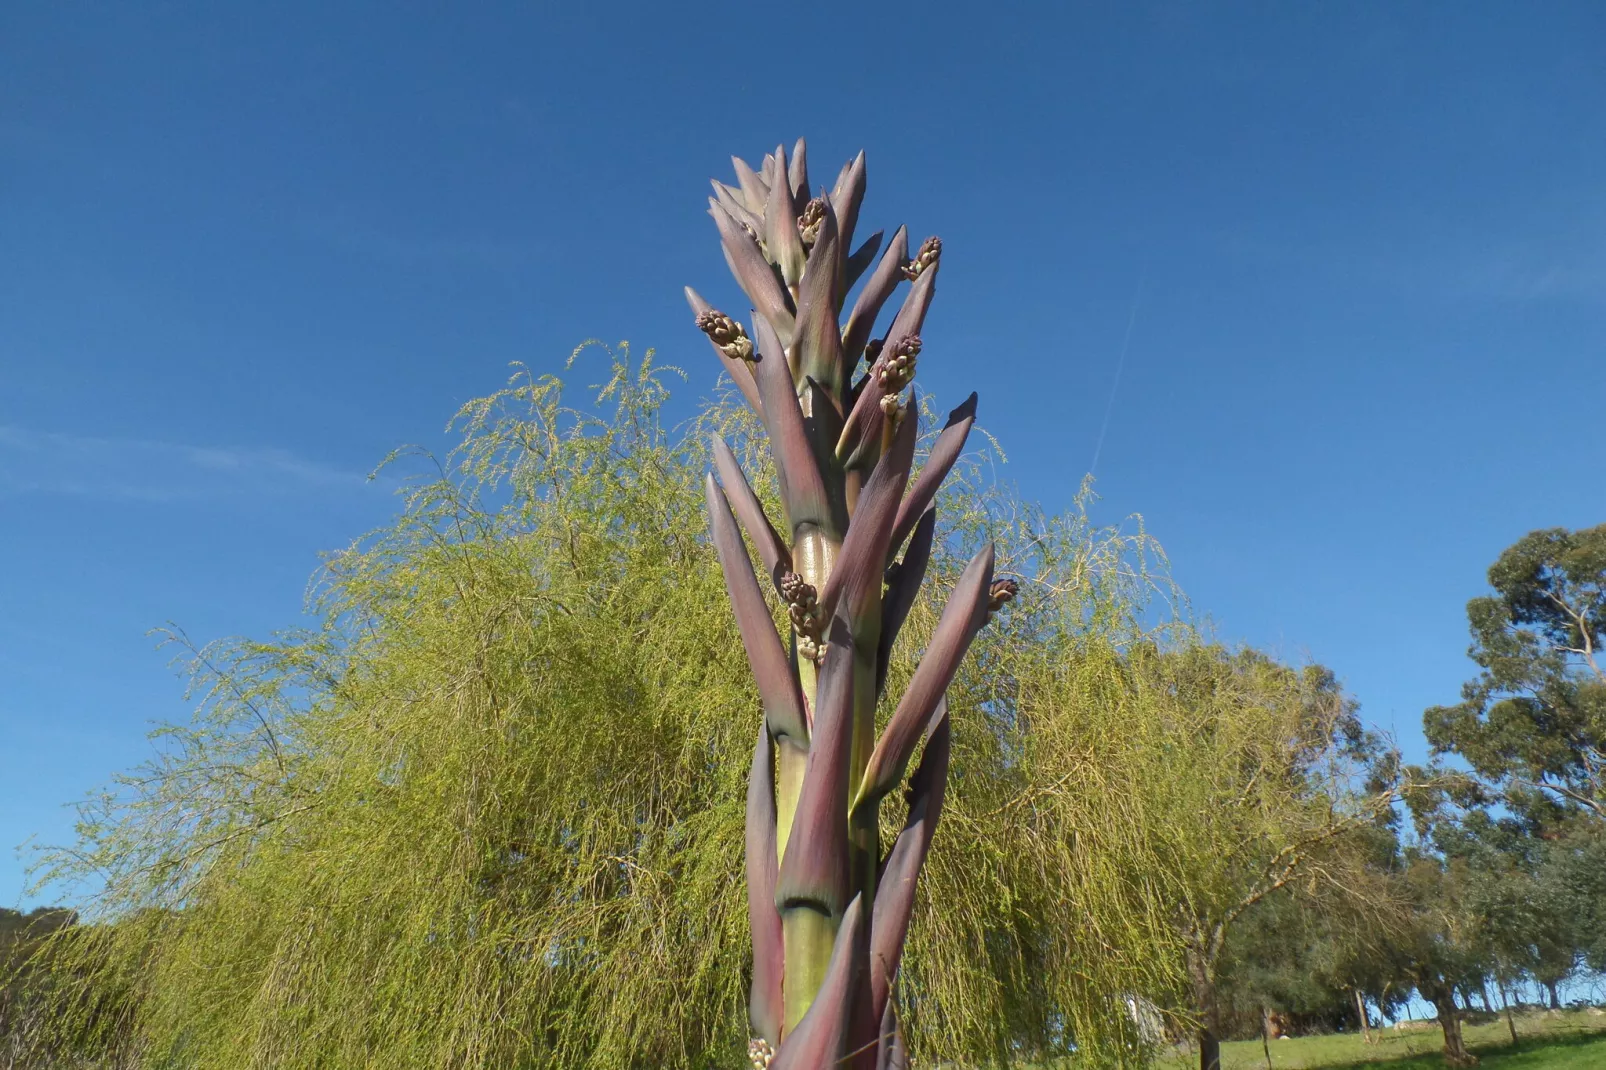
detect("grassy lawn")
[1154,1008,1606,1069]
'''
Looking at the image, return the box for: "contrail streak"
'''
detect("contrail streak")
[1089,280,1143,478]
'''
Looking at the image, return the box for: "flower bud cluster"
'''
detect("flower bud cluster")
[748,1038,775,1069]
[797,197,828,248]
[902,235,942,280]
[695,309,755,362]
[780,572,825,661]
[987,578,1020,620]
[876,336,922,416]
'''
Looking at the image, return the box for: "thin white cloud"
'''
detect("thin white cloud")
[297,210,545,272]
[1215,197,1606,305]
[0,426,372,503]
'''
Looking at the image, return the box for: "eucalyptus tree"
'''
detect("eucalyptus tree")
[1426,523,1606,825]
[690,139,1005,1068]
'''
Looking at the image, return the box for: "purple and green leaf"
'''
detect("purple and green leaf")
[788,137,810,208]
[747,720,785,1046]
[791,199,845,392]
[705,475,809,747]
[877,507,936,697]
[869,707,950,1031]
[776,618,856,918]
[855,545,993,812]
[711,437,791,588]
[732,155,770,215]
[829,150,868,258]
[765,144,807,290]
[816,405,918,635]
[845,230,885,291]
[752,315,832,536]
[841,227,909,368]
[886,393,976,564]
[711,204,796,344]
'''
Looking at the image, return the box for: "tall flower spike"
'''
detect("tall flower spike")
[697,142,999,1066]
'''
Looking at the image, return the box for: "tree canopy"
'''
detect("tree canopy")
[9,351,1464,1070]
[20,350,1204,1068]
[1426,524,1606,825]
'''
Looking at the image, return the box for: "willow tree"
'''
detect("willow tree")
[22,145,1196,1069]
[1102,647,1401,1070]
[21,339,1182,1068]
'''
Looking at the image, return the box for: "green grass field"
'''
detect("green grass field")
[1159,1008,1606,1069]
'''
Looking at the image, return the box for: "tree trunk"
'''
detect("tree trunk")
[1425,982,1478,1067]
[1199,1026,1221,1070]
[1545,980,1561,1010]
[1500,987,1518,1045]
[1261,1007,1274,1070]
[1187,943,1222,1070]
[1353,988,1374,1044]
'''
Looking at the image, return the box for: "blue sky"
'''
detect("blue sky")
[3,3,1603,909]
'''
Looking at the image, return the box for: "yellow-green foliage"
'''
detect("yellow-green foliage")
[24,346,1239,1069]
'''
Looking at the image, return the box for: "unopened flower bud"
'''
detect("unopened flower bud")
[902,236,942,280]
[749,1038,775,1070]
[695,309,755,362]
[796,635,824,663]
[988,578,1020,614]
[797,197,827,248]
[780,571,823,641]
[875,335,921,393]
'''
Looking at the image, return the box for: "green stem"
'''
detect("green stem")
[775,743,807,868]
[781,908,838,1033]
[848,621,882,913]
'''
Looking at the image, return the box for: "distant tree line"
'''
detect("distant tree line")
[1202,522,1606,1068]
